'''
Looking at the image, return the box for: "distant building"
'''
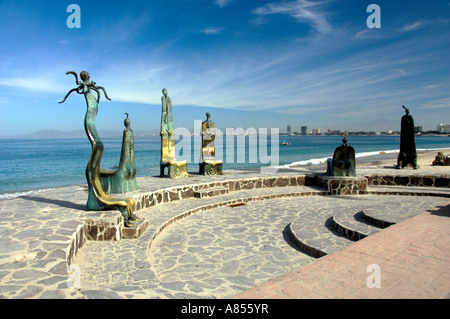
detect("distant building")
[301,126,307,135]
[414,126,422,134]
[311,128,320,135]
[287,125,292,135]
[437,123,450,134]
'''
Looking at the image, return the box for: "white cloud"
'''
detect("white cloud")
[200,27,224,35]
[419,98,450,109]
[214,0,232,8]
[253,0,332,34]
[400,21,426,32]
[0,77,65,93]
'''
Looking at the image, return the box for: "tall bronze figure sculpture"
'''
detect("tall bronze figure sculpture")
[199,112,223,175]
[396,105,418,169]
[100,113,138,194]
[160,88,188,178]
[59,71,138,227]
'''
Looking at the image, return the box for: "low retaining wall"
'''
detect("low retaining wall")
[366,174,450,188]
[306,174,368,195]
[66,174,308,267]
[132,175,307,211]
[65,172,450,268]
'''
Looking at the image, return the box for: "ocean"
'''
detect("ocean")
[1,134,449,199]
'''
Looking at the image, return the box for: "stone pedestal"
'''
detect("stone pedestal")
[84,211,149,241]
[160,160,189,178]
[313,174,368,195]
[122,219,149,239]
[199,160,223,176]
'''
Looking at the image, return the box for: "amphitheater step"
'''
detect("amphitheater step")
[194,187,230,198]
[368,185,450,198]
[360,207,419,228]
[332,210,382,241]
[289,210,354,258]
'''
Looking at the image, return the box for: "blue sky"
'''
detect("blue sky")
[0,0,449,136]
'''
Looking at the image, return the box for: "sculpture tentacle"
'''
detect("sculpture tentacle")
[66,71,81,85]
[58,86,82,104]
[93,85,111,101]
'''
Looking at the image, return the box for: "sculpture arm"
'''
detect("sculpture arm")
[58,86,82,104]
[94,85,112,102]
[59,71,83,104]
[66,71,81,85]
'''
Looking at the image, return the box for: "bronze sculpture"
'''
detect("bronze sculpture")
[159,88,189,178]
[59,71,138,227]
[326,131,356,177]
[100,113,138,194]
[396,105,418,169]
[199,112,223,175]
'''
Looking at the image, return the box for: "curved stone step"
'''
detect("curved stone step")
[368,185,450,198]
[194,187,229,198]
[360,207,418,228]
[289,210,354,258]
[332,210,382,241]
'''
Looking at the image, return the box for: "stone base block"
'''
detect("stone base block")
[122,218,149,239]
[199,161,223,176]
[84,211,123,241]
[160,160,189,178]
[312,174,368,195]
[84,211,149,241]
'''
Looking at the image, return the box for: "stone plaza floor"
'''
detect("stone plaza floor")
[0,163,449,299]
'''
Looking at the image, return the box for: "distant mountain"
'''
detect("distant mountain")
[1,129,160,139]
[1,129,88,139]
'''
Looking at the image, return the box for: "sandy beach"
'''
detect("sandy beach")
[357,148,450,168]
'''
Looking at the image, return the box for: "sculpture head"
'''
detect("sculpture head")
[80,71,90,82]
[206,112,210,119]
[162,88,168,96]
[124,113,131,129]
[402,105,410,115]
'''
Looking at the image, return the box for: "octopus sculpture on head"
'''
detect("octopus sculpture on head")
[59,71,137,227]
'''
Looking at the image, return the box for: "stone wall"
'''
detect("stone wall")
[367,175,450,188]
[132,175,306,211]
[66,172,449,268]
[307,174,368,195]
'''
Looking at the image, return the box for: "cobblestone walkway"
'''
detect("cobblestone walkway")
[0,164,449,299]
[236,203,450,299]
[73,194,448,298]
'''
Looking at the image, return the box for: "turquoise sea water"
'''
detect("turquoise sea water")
[0,135,449,199]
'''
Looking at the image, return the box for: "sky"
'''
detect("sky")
[0,0,449,137]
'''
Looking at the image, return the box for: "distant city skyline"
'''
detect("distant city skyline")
[1,0,449,137]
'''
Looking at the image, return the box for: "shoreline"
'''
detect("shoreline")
[355,147,450,168]
[0,148,449,200]
[286,147,450,168]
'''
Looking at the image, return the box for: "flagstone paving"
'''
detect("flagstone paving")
[0,164,449,299]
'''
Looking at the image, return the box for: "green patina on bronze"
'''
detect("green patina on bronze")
[159,88,189,178]
[59,71,138,227]
[199,112,223,176]
[327,131,356,177]
[100,113,138,194]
